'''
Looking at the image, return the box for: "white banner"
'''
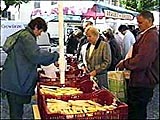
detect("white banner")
[104,10,134,20]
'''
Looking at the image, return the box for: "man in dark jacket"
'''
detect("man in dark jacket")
[116,10,159,119]
[0,17,59,119]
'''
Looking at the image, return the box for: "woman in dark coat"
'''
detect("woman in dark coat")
[103,28,123,71]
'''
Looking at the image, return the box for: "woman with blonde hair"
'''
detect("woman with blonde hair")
[83,26,111,88]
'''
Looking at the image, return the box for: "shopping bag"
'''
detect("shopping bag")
[107,70,127,102]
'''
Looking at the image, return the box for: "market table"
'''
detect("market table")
[34,55,128,119]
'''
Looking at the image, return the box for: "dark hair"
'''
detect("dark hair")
[118,25,128,32]
[28,17,47,32]
[77,26,84,33]
[138,10,154,23]
[103,28,114,39]
[74,30,83,39]
[85,21,93,26]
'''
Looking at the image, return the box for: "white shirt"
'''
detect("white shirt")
[80,43,88,66]
[123,30,135,58]
[89,44,95,58]
[140,25,156,35]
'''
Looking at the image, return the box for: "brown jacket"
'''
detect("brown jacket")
[123,27,159,88]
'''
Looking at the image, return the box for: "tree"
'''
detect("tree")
[1,0,30,17]
[120,0,159,12]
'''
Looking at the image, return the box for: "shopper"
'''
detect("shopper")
[0,17,59,119]
[102,28,122,71]
[128,25,139,39]
[66,29,82,55]
[114,31,124,55]
[83,26,111,88]
[118,24,135,58]
[116,10,159,119]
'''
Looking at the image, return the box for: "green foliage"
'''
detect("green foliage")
[2,0,30,11]
[120,0,159,12]
[1,0,30,17]
[4,0,29,5]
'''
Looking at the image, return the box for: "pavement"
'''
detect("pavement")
[147,84,159,119]
[0,84,159,119]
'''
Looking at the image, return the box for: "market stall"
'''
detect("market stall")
[33,53,128,119]
[32,2,129,119]
[34,53,128,119]
[81,3,138,20]
[81,3,138,31]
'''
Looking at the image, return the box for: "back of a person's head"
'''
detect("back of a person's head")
[28,17,47,32]
[77,26,84,33]
[83,21,93,29]
[128,25,135,30]
[103,28,114,39]
[86,21,93,26]
[118,25,128,32]
[138,10,154,23]
[74,29,83,39]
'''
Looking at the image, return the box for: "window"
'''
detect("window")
[2,11,11,20]
[51,1,57,5]
[34,2,40,8]
[11,15,15,20]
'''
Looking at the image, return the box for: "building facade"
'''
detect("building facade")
[1,0,121,22]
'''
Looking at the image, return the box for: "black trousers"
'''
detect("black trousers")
[127,87,154,119]
[6,92,31,119]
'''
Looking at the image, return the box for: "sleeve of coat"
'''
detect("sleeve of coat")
[124,31,159,71]
[20,33,59,65]
[95,42,111,74]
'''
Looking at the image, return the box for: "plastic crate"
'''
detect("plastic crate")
[55,69,83,80]
[38,68,84,82]
[36,81,77,115]
[66,55,78,67]
[38,73,92,93]
[39,89,128,119]
[37,79,94,116]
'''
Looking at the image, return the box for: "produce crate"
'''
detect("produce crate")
[39,89,128,119]
[65,55,78,67]
[38,68,84,82]
[38,73,92,91]
[37,79,94,116]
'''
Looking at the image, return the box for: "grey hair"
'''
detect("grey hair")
[138,10,154,23]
